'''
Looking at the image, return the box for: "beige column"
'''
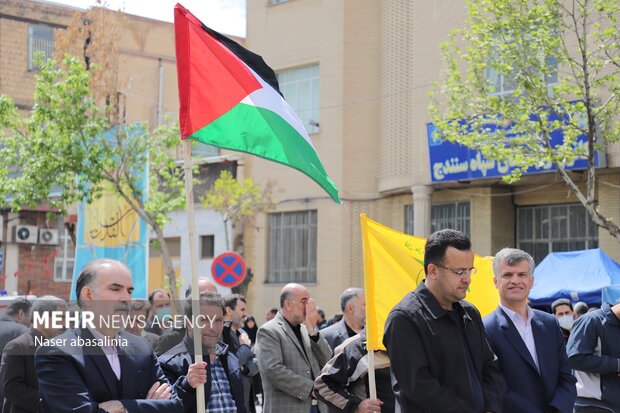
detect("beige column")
[412,185,433,237]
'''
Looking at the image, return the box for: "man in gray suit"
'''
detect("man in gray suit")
[321,288,365,350]
[255,283,333,413]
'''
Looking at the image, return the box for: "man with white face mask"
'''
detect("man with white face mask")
[551,298,574,343]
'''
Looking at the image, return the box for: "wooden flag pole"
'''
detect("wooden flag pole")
[368,349,377,400]
[182,139,206,412]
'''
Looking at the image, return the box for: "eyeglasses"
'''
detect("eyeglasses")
[435,264,477,277]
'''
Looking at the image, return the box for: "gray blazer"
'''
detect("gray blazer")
[255,312,333,413]
[321,319,349,351]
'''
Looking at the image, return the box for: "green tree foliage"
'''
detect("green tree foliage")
[0,56,189,302]
[201,170,275,251]
[430,0,620,241]
[201,170,275,295]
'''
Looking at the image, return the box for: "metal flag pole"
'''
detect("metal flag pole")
[182,138,206,412]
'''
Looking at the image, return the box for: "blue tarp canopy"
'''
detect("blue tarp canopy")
[529,248,620,306]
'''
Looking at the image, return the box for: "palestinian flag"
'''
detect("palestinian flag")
[174,4,340,203]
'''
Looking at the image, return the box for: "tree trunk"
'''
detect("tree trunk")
[555,163,620,244]
[153,224,182,314]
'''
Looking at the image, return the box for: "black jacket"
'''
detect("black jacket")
[0,329,41,413]
[158,334,246,413]
[383,282,502,413]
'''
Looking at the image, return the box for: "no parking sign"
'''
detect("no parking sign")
[211,252,246,288]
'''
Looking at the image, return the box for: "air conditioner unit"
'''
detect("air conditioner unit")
[13,225,38,244]
[39,228,60,245]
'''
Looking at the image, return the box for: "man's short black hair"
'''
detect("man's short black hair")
[148,289,171,305]
[223,294,246,311]
[551,298,573,315]
[424,229,472,275]
[7,299,31,316]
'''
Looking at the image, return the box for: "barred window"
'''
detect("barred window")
[28,24,54,70]
[431,202,470,237]
[267,210,317,283]
[517,204,598,264]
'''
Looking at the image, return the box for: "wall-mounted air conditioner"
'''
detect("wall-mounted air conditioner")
[39,228,60,245]
[13,225,38,244]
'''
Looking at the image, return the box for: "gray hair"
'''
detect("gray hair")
[31,295,67,321]
[340,288,364,312]
[492,248,535,279]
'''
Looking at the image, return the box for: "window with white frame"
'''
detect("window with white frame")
[54,228,74,282]
[405,205,414,235]
[485,24,558,100]
[431,202,470,237]
[277,65,320,134]
[486,56,558,99]
[267,210,317,283]
[517,203,598,264]
[28,24,54,70]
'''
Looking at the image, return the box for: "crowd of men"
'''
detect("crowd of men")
[0,229,619,412]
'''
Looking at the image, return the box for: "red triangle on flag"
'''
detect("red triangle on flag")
[175,4,262,138]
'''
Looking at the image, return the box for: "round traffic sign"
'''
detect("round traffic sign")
[211,252,246,288]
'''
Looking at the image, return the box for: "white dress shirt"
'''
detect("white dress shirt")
[89,328,121,380]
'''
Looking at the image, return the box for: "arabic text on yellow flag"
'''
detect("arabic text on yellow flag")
[361,213,499,351]
[84,182,141,247]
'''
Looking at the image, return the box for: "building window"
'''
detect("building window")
[405,205,414,235]
[191,140,220,159]
[54,228,74,282]
[201,235,215,259]
[277,65,320,134]
[517,203,598,264]
[150,237,181,258]
[485,37,558,100]
[267,210,317,283]
[431,202,470,237]
[28,24,55,70]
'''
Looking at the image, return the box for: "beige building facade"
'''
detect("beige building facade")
[243,0,620,319]
[0,0,182,299]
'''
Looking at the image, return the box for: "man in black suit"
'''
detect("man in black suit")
[321,288,365,350]
[35,258,183,413]
[0,299,31,410]
[0,295,66,413]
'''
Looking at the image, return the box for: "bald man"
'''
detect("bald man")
[255,283,332,413]
[35,259,183,413]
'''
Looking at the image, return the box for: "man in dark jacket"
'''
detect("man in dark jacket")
[383,229,502,413]
[315,328,394,413]
[158,292,245,413]
[0,299,31,411]
[222,294,259,412]
[567,302,620,412]
[0,296,66,413]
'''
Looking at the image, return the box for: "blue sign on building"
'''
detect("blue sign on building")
[427,106,603,183]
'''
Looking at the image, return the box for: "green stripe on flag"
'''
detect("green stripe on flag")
[190,103,340,203]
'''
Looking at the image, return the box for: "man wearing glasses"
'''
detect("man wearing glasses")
[383,229,502,413]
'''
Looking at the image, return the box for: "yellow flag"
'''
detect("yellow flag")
[361,213,499,351]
